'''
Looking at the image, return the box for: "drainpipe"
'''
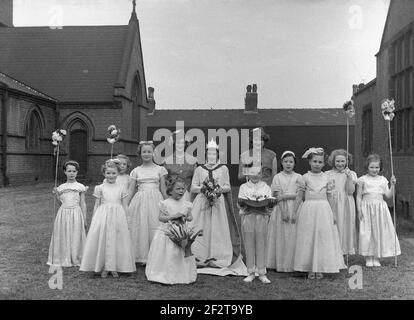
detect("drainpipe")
[1,88,9,186]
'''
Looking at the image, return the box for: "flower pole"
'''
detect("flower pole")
[50,129,66,267]
[107,125,121,159]
[342,100,355,268]
[381,99,397,267]
[342,100,355,169]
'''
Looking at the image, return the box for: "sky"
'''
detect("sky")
[13,0,390,109]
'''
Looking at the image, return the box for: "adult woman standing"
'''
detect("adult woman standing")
[238,127,277,186]
[162,130,197,202]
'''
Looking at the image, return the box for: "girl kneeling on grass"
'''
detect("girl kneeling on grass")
[145,177,198,285]
[80,159,136,278]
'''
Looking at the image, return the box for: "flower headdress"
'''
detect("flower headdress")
[381,99,395,121]
[302,147,324,159]
[343,100,355,118]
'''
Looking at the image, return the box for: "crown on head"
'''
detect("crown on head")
[206,138,218,150]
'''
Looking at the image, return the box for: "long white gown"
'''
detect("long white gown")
[127,165,168,263]
[80,182,135,273]
[326,169,357,255]
[267,171,302,272]
[189,164,233,268]
[47,182,87,267]
[293,172,346,273]
[145,198,197,284]
[357,175,401,258]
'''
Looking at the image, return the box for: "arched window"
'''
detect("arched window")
[25,110,42,151]
[131,76,142,139]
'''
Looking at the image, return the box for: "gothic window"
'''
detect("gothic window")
[25,110,42,151]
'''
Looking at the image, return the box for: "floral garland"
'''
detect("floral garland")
[381,99,395,121]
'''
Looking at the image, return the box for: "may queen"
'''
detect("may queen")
[189,139,234,268]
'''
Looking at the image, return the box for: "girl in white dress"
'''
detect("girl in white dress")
[190,139,233,268]
[80,159,135,277]
[293,148,346,280]
[326,149,357,257]
[47,160,87,267]
[267,151,302,272]
[356,154,401,267]
[146,177,197,284]
[238,166,273,284]
[115,154,131,190]
[127,141,168,264]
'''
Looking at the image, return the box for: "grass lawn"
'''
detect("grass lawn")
[1,182,414,300]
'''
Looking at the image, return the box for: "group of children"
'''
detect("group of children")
[46,140,401,285]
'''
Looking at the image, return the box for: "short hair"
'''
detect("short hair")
[101,159,121,174]
[166,176,186,196]
[63,160,79,171]
[136,142,155,161]
[170,131,192,152]
[364,154,383,171]
[116,154,131,168]
[248,127,270,148]
[327,149,353,167]
[280,151,296,170]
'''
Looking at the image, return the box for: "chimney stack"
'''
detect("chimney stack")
[244,83,258,113]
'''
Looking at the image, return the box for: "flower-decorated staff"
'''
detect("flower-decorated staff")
[381,98,398,267]
[107,125,121,159]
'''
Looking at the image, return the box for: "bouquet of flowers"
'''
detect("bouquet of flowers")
[343,100,355,118]
[201,176,221,206]
[381,99,395,121]
[164,222,203,257]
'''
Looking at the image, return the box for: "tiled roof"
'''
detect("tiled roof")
[148,108,355,127]
[0,71,56,101]
[0,25,128,102]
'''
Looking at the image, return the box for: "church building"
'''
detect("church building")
[0,0,154,185]
[353,0,414,220]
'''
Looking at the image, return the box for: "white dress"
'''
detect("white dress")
[80,182,135,273]
[357,175,401,258]
[128,165,168,263]
[145,198,197,284]
[116,174,130,190]
[293,172,346,273]
[190,164,233,268]
[326,169,357,255]
[47,182,87,267]
[267,171,302,272]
